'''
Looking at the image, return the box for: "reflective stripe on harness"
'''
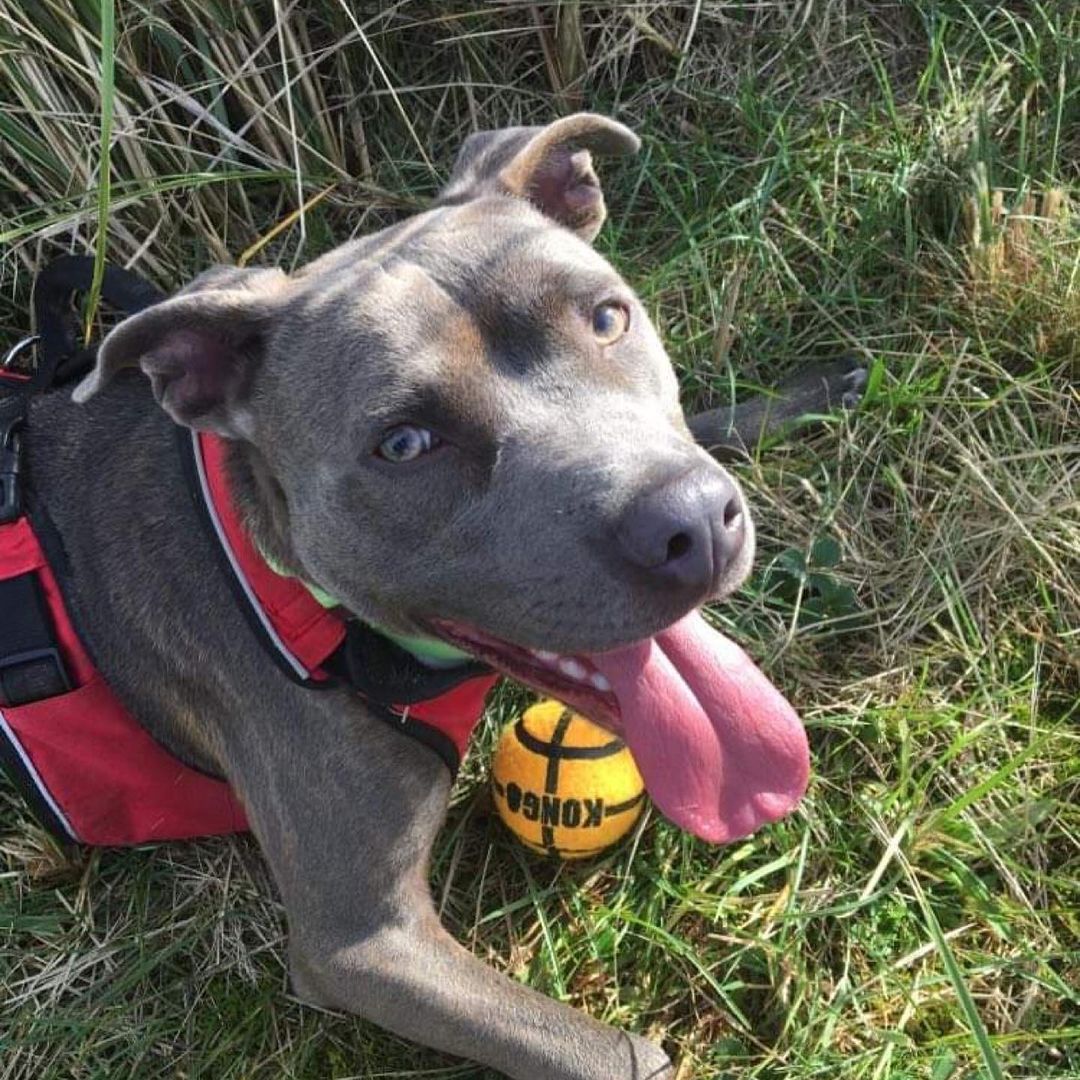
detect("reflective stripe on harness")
[0,705,78,842]
[189,430,321,681]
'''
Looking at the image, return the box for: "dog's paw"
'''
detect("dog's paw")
[797,353,867,413]
[761,354,869,421]
[687,353,870,459]
[834,354,868,411]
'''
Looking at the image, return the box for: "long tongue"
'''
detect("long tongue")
[590,611,809,843]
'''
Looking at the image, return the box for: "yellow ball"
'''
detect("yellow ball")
[491,700,645,859]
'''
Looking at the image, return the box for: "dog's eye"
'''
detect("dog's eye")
[592,302,630,345]
[376,424,439,463]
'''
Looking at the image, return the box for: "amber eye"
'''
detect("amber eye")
[591,302,630,345]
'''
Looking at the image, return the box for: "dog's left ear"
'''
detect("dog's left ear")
[72,266,290,439]
[438,113,640,242]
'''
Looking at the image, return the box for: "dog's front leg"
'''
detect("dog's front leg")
[689,355,867,457]
[223,686,672,1080]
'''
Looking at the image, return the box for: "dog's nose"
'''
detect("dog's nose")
[615,467,746,592]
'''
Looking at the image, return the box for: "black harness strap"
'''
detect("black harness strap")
[31,255,165,391]
[0,394,25,526]
[0,573,71,706]
[0,257,163,708]
[2,256,164,520]
[325,622,490,708]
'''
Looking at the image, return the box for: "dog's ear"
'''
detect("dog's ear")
[73,266,290,439]
[438,113,640,242]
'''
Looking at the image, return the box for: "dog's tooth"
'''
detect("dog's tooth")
[590,673,611,693]
[558,658,587,681]
[533,649,559,664]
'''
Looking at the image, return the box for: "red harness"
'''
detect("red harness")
[0,424,496,846]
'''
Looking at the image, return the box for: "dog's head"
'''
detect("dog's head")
[77,114,809,843]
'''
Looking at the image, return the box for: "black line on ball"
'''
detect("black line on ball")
[513,720,624,760]
[541,707,574,854]
[544,709,574,796]
[604,791,645,816]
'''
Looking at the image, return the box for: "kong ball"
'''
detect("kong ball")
[491,700,645,859]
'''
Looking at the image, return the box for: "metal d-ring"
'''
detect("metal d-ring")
[1,335,41,371]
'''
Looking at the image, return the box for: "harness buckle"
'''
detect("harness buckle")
[0,400,26,525]
[0,646,72,706]
[0,572,73,705]
[1,335,40,374]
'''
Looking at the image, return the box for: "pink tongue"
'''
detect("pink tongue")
[590,611,810,843]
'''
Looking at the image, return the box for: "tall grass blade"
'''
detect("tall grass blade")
[84,0,115,342]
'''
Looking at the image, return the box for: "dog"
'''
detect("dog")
[16,114,861,1078]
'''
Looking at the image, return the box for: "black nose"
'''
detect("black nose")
[614,467,746,592]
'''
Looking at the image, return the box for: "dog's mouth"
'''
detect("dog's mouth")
[431,619,622,729]
[430,611,810,844]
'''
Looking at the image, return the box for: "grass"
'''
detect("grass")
[1,2,1078,1078]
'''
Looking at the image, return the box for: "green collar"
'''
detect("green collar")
[260,550,471,668]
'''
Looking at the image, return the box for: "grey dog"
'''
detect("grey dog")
[22,115,861,1078]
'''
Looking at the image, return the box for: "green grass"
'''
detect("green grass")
[1,2,1078,1078]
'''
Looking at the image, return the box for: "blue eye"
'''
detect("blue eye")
[376,424,439,463]
[592,302,629,344]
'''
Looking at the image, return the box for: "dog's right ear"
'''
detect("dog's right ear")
[73,266,290,439]
[438,113,640,242]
